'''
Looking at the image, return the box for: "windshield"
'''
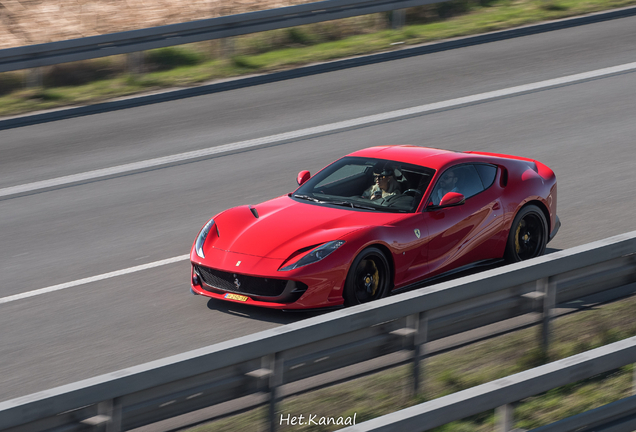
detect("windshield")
[293,157,435,213]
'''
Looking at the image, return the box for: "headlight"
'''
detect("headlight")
[280,240,345,271]
[195,219,215,258]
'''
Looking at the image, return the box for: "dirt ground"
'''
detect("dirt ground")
[0,0,314,49]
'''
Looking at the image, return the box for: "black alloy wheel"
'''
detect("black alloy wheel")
[505,205,548,262]
[344,247,391,306]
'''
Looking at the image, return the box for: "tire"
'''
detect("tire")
[504,204,548,262]
[343,247,391,306]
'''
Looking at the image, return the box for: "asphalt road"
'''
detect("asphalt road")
[1,15,636,402]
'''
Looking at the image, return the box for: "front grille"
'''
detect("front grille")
[194,264,289,297]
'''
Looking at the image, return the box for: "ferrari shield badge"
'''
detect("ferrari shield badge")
[236,260,241,266]
[414,229,421,239]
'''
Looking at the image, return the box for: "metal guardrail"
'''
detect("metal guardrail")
[343,336,636,432]
[2,231,636,432]
[3,0,636,76]
[0,0,443,72]
[1,6,636,131]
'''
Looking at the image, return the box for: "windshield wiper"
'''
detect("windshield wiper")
[296,195,378,211]
[294,194,324,203]
[323,199,377,211]
[350,202,377,211]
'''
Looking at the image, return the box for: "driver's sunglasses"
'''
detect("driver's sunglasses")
[374,175,388,180]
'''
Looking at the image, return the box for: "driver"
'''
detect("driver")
[363,164,401,202]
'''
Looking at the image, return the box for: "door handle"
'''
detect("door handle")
[492,202,501,210]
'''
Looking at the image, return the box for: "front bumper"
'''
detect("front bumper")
[192,263,308,303]
[549,215,561,242]
[190,247,347,309]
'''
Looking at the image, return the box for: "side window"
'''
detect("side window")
[431,165,484,204]
[475,164,497,189]
[455,165,484,199]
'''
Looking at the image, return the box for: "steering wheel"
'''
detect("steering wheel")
[403,189,422,197]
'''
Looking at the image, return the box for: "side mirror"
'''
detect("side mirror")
[297,170,311,186]
[439,192,465,207]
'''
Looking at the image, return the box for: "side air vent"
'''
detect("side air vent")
[500,167,508,187]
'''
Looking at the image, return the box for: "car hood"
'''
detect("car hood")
[207,196,401,259]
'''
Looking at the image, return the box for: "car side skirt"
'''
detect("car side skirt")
[391,258,504,295]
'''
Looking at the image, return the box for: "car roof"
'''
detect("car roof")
[347,145,474,170]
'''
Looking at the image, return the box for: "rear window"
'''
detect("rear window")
[475,164,497,189]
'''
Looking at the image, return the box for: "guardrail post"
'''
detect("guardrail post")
[409,312,428,396]
[26,67,43,88]
[108,399,122,432]
[127,52,144,75]
[222,37,236,58]
[88,398,121,432]
[538,277,556,354]
[391,9,406,29]
[268,352,284,432]
[495,403,514,432]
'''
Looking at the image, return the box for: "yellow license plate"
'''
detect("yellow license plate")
[224,293,249,302]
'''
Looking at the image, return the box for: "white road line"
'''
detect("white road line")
[2,61,636,200]
[0,254,189,305]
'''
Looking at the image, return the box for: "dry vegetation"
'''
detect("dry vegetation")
[0,0,315,49]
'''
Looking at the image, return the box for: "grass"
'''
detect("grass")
[184,295,636,431]
[1,0,636,117]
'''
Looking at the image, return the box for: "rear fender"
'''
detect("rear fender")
[465,151,555,181]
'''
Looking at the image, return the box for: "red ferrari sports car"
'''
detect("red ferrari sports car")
[190,146,559,309]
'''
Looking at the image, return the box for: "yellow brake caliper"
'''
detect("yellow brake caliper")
[515,222,522,253]
[371,263,379,296]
